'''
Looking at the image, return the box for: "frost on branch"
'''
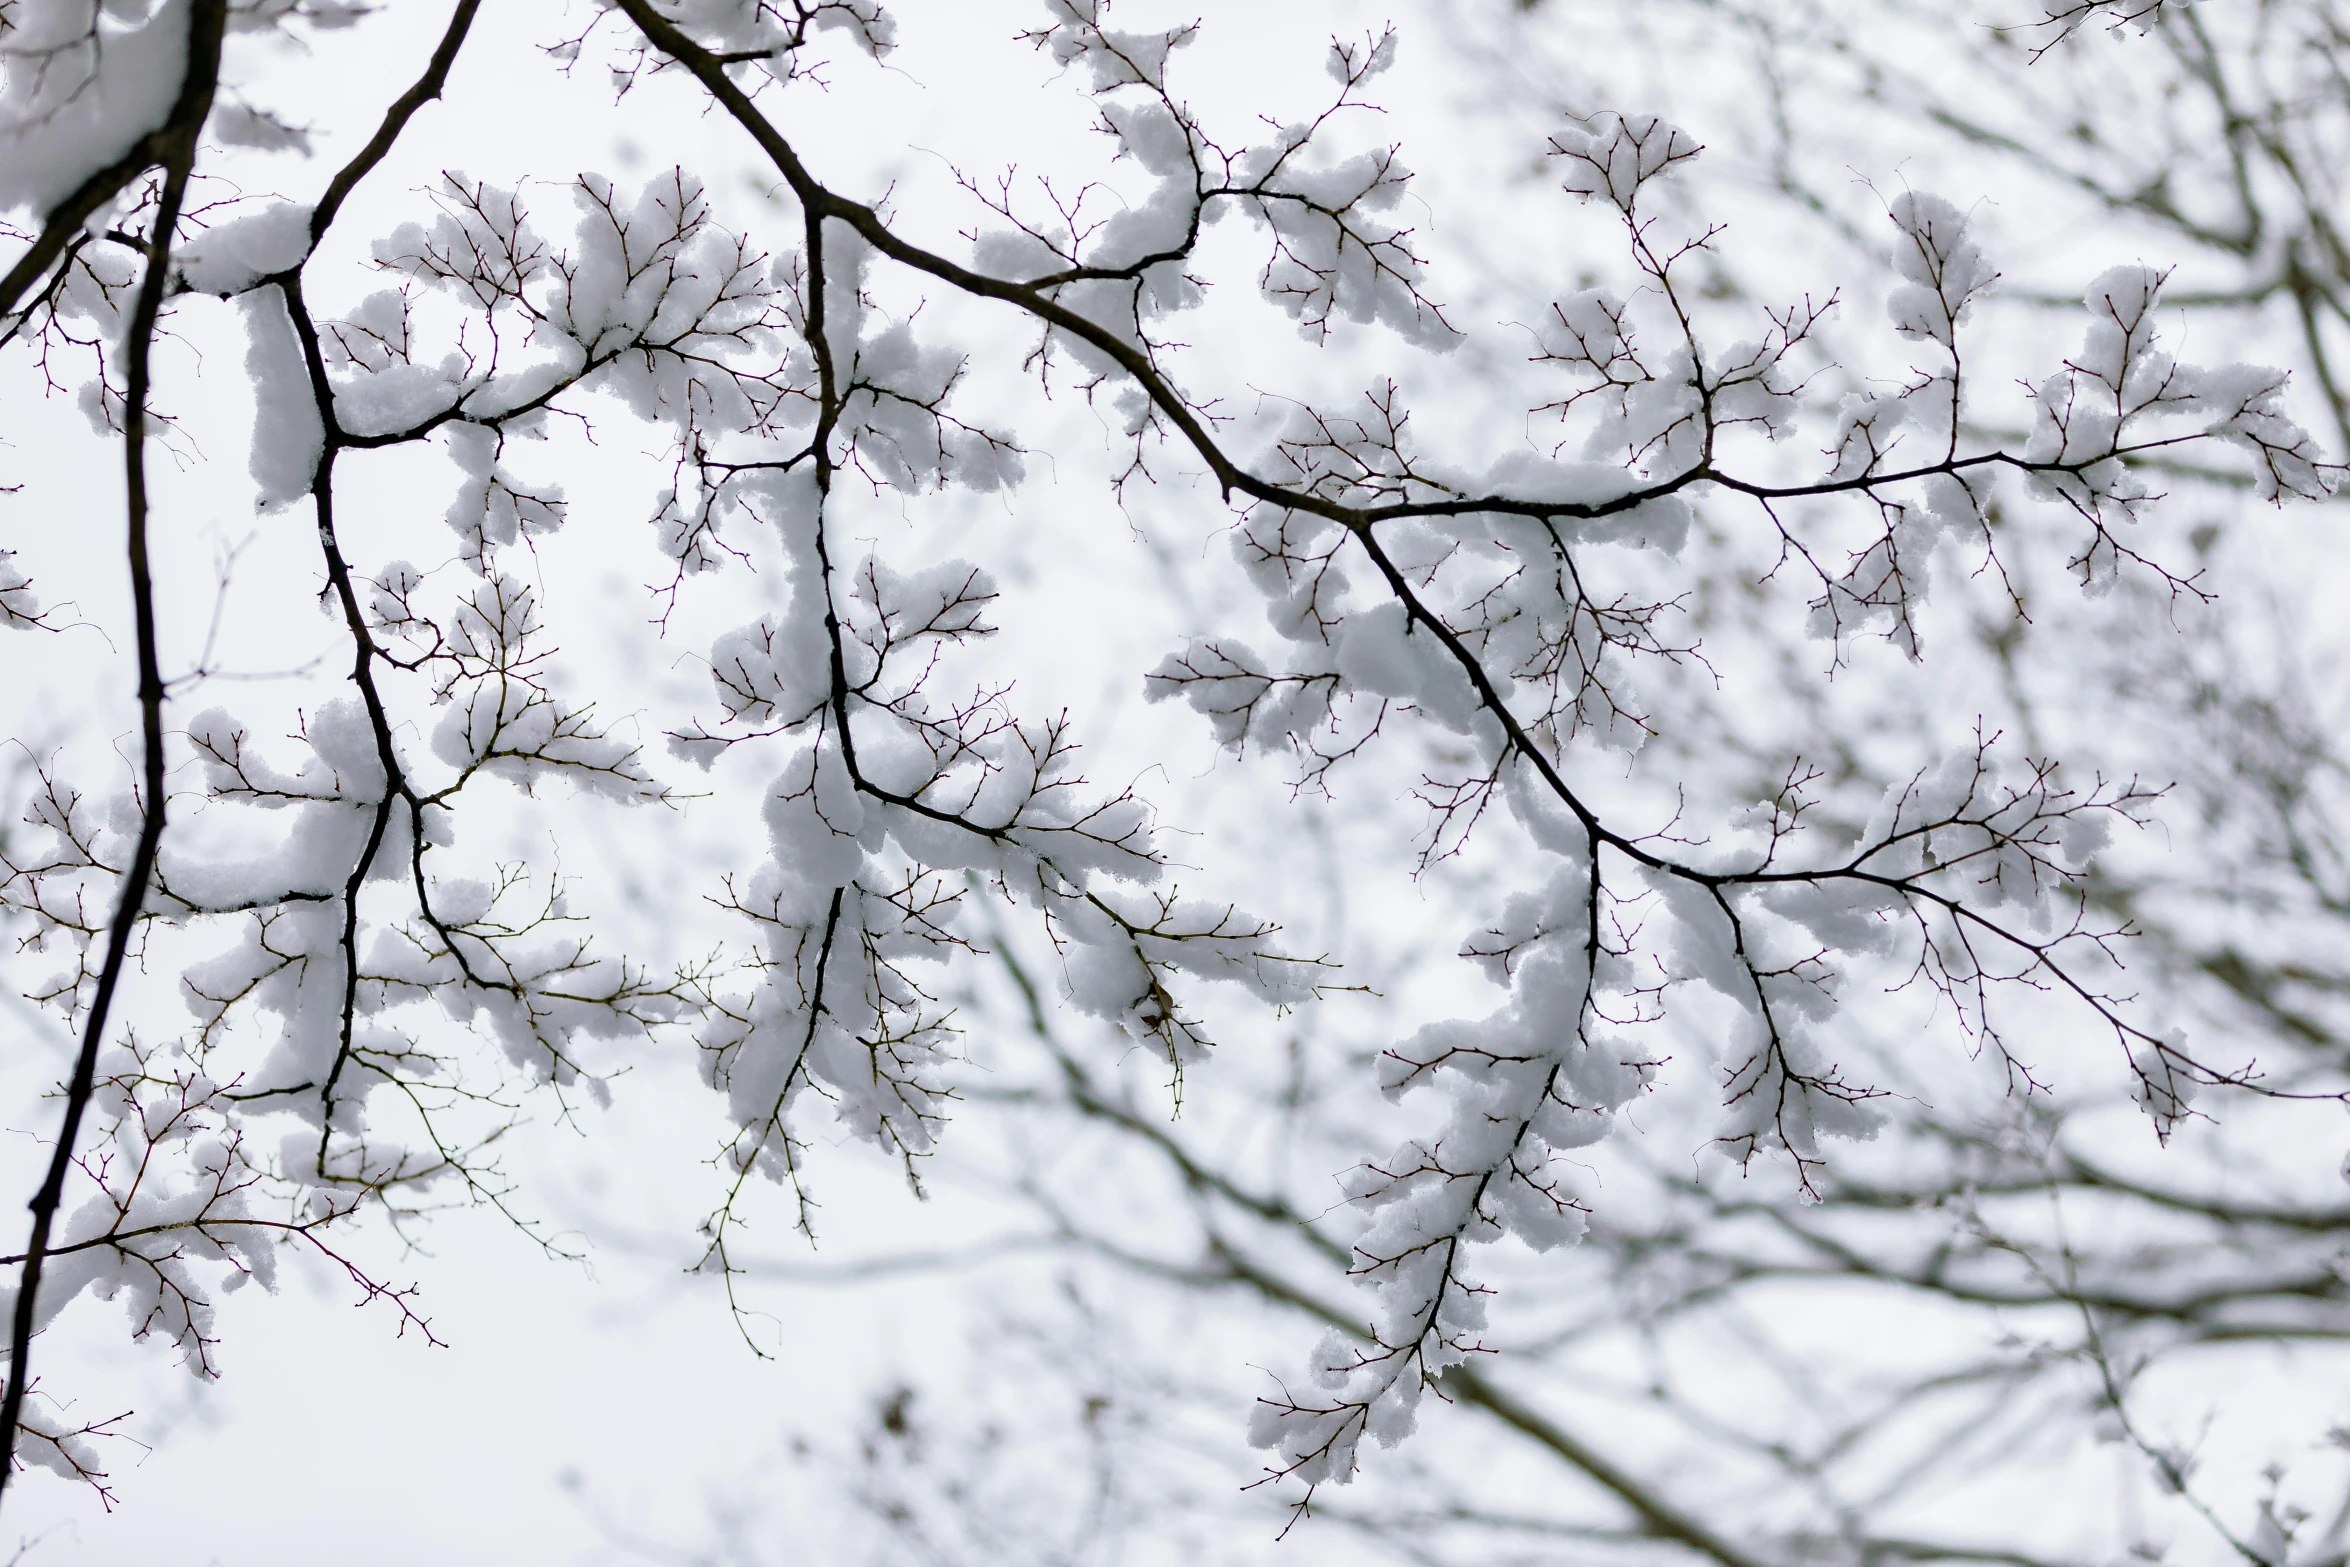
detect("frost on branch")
[1884,191,1995,354]
[977,0,1455,419]
[1214,99,2323,1510]
[2025,264,2330,584]
[0,550,50,630]
[0,0,194,216]
[332,169,806,572]
[676,455,1324,1274]
[2027,0,2177,52]
[0,0,2336,1515]
[574,0,896,91]
[3,493,701,1467]
[176,200,313,296]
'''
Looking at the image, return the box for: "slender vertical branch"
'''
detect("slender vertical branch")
[0,0,228,1504]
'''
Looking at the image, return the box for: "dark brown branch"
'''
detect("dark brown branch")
[0,0,228,1506]
[308,0,483,244]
